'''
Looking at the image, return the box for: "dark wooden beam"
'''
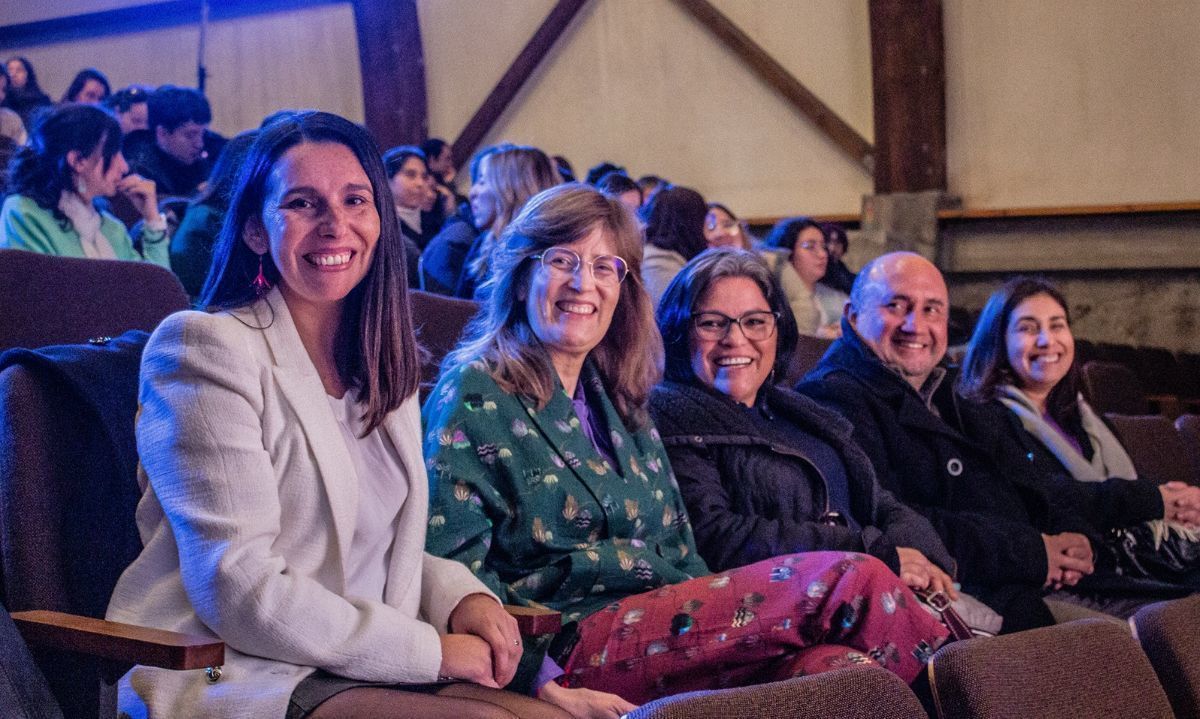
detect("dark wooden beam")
[450,0,589,168]
[670,0,873,173]
[353,0,427,149]
[869,0,947,193]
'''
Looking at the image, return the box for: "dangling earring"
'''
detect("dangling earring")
[252,253,272,296]
[75,175,88,196]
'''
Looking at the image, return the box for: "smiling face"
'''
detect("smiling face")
[1005,293,1074,397]
[690,275,777,407]
[849,254,948,390]
[389,155,430,210]
[245,141,380,319]
[790,226,828,285]
[524,225,621,382]
[469,155,499,230]
[704,207,744,249]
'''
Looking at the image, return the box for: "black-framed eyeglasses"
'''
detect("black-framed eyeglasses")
[532,246,629,286]
[690,310,779,341]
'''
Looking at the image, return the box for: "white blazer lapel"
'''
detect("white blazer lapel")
[257,290,360,579]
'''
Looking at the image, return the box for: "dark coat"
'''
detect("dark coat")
[122,130,209,198]
[419,217,479,296]
[797,322,1068,592]
[958,397,1164,532]
[650,380,956,576]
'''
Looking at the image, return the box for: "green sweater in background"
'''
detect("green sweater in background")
[1,194,170,269]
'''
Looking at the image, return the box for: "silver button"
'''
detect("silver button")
[946,458,963,476]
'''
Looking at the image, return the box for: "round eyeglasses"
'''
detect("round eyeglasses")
[690,310,780,341]
[532,246,629,286]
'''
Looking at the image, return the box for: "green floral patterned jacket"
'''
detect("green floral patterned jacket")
[423,361,709,628]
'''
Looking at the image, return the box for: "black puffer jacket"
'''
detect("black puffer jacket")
[650,380,955,576]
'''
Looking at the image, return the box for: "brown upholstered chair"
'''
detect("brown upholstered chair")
[1133,595,1200,719]
[928,619,1174,719]
[1081,360,1150,416]
[0,249,189,353]
[783,334,834,388]
[627,665,927,719]
[1104,413,1200,485]
[1176,414,1200,481]
[409,289,480,393]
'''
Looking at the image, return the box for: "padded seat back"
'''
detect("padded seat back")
[409,290,479,393]
[0,249,188,352]
[1081,361,1149,416]
[928,619,1174,719]
[1104,413,1200,485]
[783,334,834,388]
[1133,595,1200,719]
[627,665,926,719]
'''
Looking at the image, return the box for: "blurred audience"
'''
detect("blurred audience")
[761,217,846,338]
[639,184,708,306]
[2,57,52,127]
[61,68,110,105]
[1,104,167,266]
[123,85,212,198]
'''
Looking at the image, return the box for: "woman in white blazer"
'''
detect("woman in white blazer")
[106,112,566,719]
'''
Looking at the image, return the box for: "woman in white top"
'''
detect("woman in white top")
[759,217,848,338]
[106,111,565,719]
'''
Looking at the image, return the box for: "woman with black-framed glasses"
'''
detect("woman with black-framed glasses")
[651,248,962,604]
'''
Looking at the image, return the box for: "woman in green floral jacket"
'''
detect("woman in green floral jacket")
[424,184,949,716]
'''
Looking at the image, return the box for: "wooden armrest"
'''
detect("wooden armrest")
[504,604,561,636]
[12,610,224,670]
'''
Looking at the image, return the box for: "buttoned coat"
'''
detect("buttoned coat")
[106,289,489,718]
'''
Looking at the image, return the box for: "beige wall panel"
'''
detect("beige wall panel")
[4,4,364,137]
[420,0,872,217]
[945,0,1200,208]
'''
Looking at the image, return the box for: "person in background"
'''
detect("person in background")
[104,85,150,136]
[0,65,28,145]
[552,155,575,183]
[583,161,624,186]
[594,171,642,213]
[170,130,258,298]
[420,144,506,295]
[639,185,708,307]
[457,144,560,300]
[420,137,465,239]
[424,184,950,712]
[820,221,856,295]
[123,85,212,197]
[107,110,564,719]
[383,144,435,288]
[2,57,52,128]
[61,68,111,105]
[703,202,751,250]
[636,175,667,208]
[1,104,167,265]
[760,217,846,338]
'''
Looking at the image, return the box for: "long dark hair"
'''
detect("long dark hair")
[658,247,797,385]
[4,57,46,96]
[61,68,111,103]
[958,276,1081,428]
[199,111,420,431]
[640,185,708,260]
[8,103,122,221]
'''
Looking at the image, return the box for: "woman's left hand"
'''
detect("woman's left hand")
[448,593,522,688]
[1160,481,1200,526]
[538,680,638,719]
[116,173,161,223]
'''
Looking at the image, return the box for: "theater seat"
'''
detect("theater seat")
[627,665,926,719]
[927,619,1173,719]
[0,249,189,352]
[1080,361,1149,416]
[1133,595,1200,719]
[408,289,480,393]
[1104,413,1200,485]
